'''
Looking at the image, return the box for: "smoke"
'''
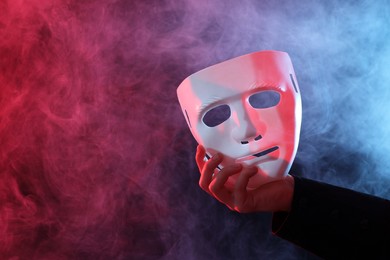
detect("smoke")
[1,0,390,259]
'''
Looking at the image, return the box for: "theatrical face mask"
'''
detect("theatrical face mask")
[177,50,302,189]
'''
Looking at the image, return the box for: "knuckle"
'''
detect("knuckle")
[209,183,218,193]
[198,180,208,191]
[204,161,215,172]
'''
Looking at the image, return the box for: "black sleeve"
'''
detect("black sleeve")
[272,176,390,260]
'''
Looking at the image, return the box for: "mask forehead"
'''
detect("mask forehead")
[178,51,298,124]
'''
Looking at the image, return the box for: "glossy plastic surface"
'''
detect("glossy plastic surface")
[177,50,302,189]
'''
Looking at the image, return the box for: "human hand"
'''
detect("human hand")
[196,145,294,213]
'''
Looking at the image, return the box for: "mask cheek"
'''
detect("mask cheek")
[279,141,295,162]
[195,124,239,163]
[194,123,226,150]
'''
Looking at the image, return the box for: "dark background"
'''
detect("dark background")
[1,0,390,259]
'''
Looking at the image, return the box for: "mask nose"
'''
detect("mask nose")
[231,106,259,143]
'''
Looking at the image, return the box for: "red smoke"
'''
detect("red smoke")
[0,1,173,258]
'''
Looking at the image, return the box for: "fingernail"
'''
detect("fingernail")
[213,153,220,160]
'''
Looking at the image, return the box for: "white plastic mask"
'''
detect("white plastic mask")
[177,50,302,189]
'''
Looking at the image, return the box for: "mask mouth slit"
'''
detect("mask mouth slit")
[253,146,279,157]
[290,74,298,93]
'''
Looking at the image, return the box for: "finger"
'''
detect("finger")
[233,166,258,211]
[209,164,242,207]
[195,145,206,170]
[199,153,223,193]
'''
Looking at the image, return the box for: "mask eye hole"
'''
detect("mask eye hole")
[203,104,231,127]
[249,90,280,109]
